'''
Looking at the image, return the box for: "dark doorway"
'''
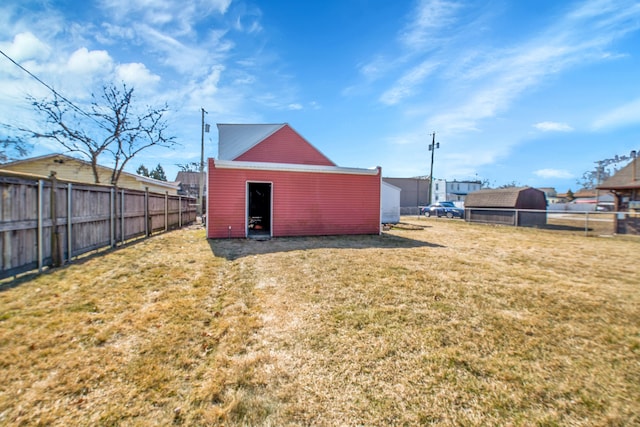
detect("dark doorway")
[247,182,272,237]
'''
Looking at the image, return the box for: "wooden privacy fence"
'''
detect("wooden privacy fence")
[0,171,197,279]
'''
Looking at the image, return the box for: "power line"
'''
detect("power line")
[0,48,108,130]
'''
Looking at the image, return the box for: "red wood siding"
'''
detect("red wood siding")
[233,125,335,166]
[207,159,380,238]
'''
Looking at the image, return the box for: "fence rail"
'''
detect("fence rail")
[411,206,640,237]
[463,207,640,237]
[0,172,197,279]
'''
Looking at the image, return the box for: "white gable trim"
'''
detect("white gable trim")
[214,159,379,176]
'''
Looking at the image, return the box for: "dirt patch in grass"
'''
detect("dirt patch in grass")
[1,219,639,425]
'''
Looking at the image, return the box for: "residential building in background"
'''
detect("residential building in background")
[0,153,180,195]
[432,179,482,204]
[538,187,560,204]
[175,171,205,198]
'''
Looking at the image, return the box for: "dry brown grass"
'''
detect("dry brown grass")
[1,218,639,426]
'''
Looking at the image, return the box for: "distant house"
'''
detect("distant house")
[555,189,615,212]
[432,179,482,204]
[175,171,205,198]
[465,187,547,227]
[539,187,561,204]
[597,157,640,234]
[0,153,179,195]
[207,124,382,239]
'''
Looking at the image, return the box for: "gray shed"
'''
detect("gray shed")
[465,187,547,226]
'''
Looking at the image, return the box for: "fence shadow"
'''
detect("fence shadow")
[208,232,444,261]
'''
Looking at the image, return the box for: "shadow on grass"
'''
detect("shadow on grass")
[208,232,444,261]
[540,224,594,232]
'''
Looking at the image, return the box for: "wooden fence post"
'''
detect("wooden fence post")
[67,183,72,262]
[37,179,44,272]
[49,172,63,267]
[121,188,125,245]
[145,187,150,237]
[165,191,168,232]
[110,188,115,247]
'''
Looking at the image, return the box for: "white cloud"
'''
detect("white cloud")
[534,121,574,132]
[288,103,303,110]
[534,169,573,179]
[2,32,50,62]
[67,47,113,75]
[115,62,161,88]
[592,98,640,130]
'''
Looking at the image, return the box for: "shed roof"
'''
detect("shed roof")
[597,158,640,190]
[217,124,285,160]
[465,187,544,208]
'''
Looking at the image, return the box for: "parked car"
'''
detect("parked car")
[420,201,464,218]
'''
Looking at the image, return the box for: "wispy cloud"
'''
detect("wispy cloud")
[534,121,574,132]
[98,0,231,36]
[368,0,640,181]
[399,0,462,50]
[592,97,640,130]
[416,0,640,149]
[380,59,439,105]
[534,169,573,179]
[351,0,460,96]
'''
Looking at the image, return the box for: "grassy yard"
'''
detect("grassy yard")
[1,219,639,426]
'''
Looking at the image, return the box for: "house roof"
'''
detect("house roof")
[1,153,180,190]
[597,158,640,190]
[465,186,544,208]
[217,124,285,160]
[175,171,204,186]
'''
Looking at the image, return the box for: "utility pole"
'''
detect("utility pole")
[428,132,440,205]
[198,107,208,219]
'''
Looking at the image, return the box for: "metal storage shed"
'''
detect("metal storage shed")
[381,181,401,224]
[464,187,547,227]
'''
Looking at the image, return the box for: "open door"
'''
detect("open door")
[247,182,272,238]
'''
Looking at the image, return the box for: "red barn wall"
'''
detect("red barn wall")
[207,159,380,238]
[233,125,335,166]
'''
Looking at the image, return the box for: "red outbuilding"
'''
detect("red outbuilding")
[207,124,381,239]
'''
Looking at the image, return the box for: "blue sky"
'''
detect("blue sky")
[1,0,640,192]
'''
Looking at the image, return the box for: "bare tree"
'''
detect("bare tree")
[577,152,637,190]
[177,162,201,172]
[0,129,31,163]
[14,83,176,185]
